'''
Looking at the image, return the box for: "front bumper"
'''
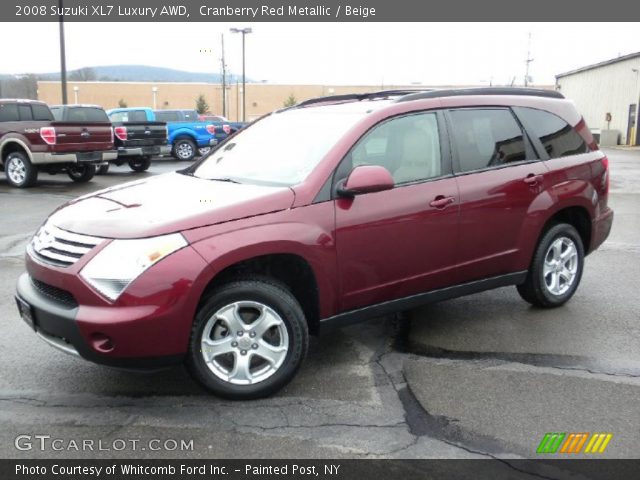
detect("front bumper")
[15,273,183,369]
[31,150,118,165]
[116,145,171,159]
[15,243,211,369]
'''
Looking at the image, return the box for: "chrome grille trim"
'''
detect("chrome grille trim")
[30,223,103,267]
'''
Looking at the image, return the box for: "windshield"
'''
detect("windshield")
[191,109,364,186]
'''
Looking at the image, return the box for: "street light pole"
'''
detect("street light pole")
[58,0,68,104]
[230,27,252,122]
[633,68,640,146]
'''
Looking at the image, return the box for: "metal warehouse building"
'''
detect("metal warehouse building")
[556,51,640,146]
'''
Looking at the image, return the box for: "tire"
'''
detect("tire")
[67,164,96,183]
[128,156,151,172]
[517,223,584,308]
[198,147,211,157]
[173,138,196,161]
[186,277,309,399]
[4,151,38,188]
[96,164,110,175]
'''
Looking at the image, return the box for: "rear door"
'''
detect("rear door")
[447,107,548,280]
[334,111,460,311]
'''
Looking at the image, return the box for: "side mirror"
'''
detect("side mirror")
[337,165,395,197]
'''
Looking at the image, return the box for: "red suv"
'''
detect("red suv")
[15,88,613,399]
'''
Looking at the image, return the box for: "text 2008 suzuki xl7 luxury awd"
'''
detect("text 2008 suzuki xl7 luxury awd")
[16,88,613,399]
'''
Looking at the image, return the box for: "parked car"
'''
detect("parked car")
[87,107,171,174]
[0,99,116,188]
[107,108,218,162]
[16,88,613,399]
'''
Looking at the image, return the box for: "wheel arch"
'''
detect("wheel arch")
[196,252,323,335]
[0,137,33,164]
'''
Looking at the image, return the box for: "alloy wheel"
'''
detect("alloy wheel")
[7,157,27,185]
[543,236,579,296]
[200,301,289,385]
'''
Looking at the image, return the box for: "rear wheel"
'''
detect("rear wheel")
[517,223,584,308]
[128,156,151,172]
[5,151,38,188]
[198,147,211,157]
[67,164,96,183]
[186,278,308,399]
[173,138,196,161]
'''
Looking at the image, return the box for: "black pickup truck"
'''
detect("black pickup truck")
[52,105,170,173]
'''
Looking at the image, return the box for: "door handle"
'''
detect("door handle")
[524,174,543,186]
[429,195,455,209]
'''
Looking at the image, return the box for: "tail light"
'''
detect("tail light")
[205,124,216,135]
[114,126,128,141]
[40,127,56,145]
[601,156,609,193]
[222,124,231,135]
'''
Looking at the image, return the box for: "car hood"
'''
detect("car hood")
[48,172,295,239]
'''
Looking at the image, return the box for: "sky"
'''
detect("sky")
[1,22,639,86]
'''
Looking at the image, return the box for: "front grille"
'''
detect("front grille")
[31,277,77,308]
[30,223,103,267]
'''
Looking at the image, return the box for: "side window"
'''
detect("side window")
[33,104,54,121]
[449,108,532,173]
[515,107,589,159]
[0,103,19,122]
[109,112,128,122]
[349,113,442,185]
[18,104,33,121]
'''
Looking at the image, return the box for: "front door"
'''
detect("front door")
[334,111,460,312]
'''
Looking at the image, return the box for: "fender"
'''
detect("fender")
[513,178,595,270]
[168,129,197,145]
[0,134,33,163]
[184,203,338,319]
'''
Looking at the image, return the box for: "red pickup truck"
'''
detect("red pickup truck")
[0,99,117,187]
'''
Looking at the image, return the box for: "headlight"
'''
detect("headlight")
[80,233,188,301]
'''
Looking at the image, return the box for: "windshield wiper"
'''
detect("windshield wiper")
[207,177,242,184]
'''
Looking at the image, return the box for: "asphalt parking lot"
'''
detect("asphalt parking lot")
[0,150,638,463]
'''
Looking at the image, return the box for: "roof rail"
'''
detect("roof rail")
[295,89,433,108]
[395,87,564,102]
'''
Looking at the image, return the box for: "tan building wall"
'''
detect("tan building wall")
[38,81,553,122]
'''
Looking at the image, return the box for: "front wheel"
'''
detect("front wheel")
[128,156,151,172]
[517,223,584,308]
[67,164,96,183]
[186,278,309,399]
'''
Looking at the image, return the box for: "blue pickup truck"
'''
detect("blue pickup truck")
[106,108,219,161]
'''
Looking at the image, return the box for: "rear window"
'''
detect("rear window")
[449,108,533,173]
[514,107,589,159]
[0,103,19,122]
[108,110,148,123]
[155,111,181,122]
[66,107,109,122]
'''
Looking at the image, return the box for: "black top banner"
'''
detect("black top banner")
[3,0,640,22]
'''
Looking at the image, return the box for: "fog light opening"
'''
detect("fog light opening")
[90,333,115,353]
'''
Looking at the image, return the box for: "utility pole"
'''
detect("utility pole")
[524,32,534,87]
[221,34,227,118]
[58,0,68,104]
